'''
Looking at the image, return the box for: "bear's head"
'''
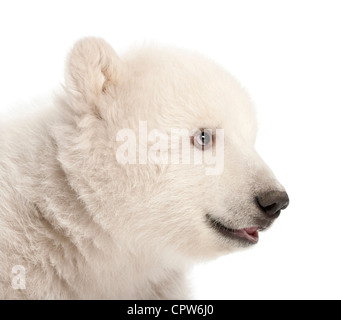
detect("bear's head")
[57,37,289,262]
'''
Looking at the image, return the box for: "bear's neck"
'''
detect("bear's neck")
[11,127,186,298]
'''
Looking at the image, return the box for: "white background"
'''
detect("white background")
[1,0,340,300]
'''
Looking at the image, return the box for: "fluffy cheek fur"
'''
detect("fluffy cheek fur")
[54,121,220,261]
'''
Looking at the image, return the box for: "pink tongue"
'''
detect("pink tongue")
[244,227,258,234]
[234,227,259,243]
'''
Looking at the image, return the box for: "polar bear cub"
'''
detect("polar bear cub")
[0,38,289,299]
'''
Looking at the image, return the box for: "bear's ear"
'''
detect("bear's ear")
[65,37,122,115]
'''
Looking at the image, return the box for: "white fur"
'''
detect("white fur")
[0,38,285,299]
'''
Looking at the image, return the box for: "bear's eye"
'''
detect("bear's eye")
[193,130,212,150]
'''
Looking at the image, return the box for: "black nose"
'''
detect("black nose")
[256,190,289,218]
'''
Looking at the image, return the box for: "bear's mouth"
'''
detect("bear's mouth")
[206,214,265,244]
